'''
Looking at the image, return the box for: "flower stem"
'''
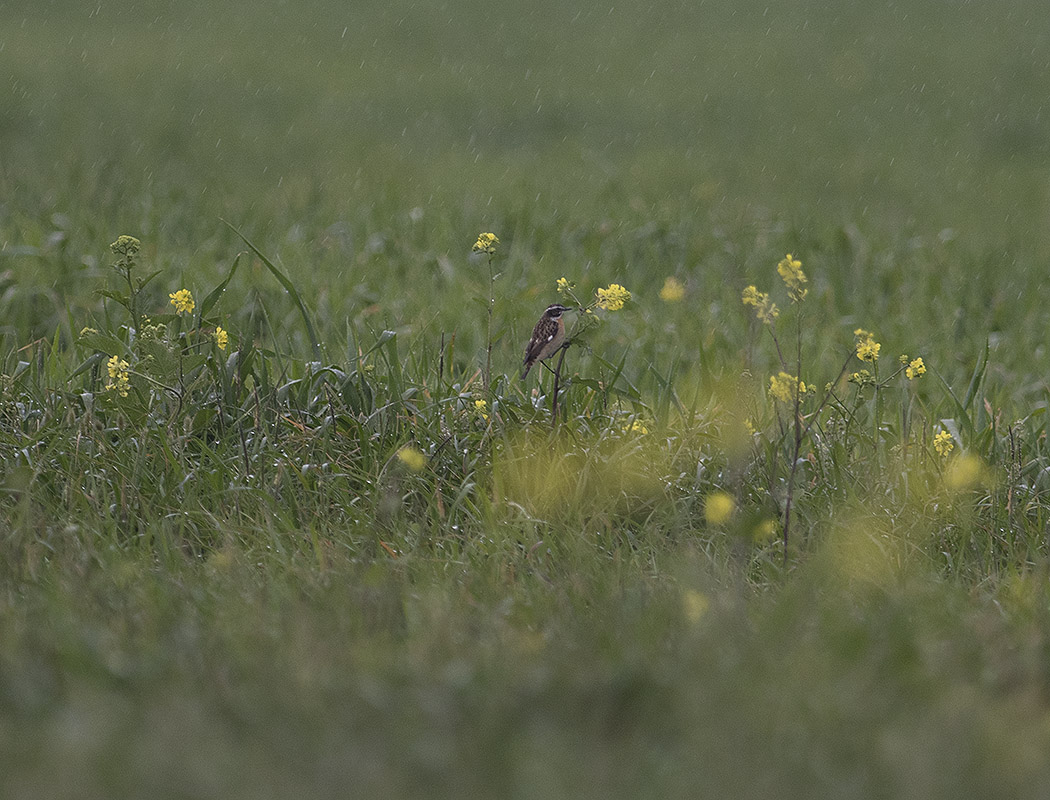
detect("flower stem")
[484,254,493,392]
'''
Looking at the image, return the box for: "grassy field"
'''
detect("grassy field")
[3,0,1050,797]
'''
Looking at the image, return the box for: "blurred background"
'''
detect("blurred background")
[2,0,1049,386]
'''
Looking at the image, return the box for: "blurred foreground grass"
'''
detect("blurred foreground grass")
[3,0,1050,797]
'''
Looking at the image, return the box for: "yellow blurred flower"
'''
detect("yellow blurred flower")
[214,326,229,351]
[472,232,499,255]
[945,453,985,491]
[623,419,649,435]
[704,491,736,525]
[906,357,926,380]
[397,446,426,471]
[753,519,778,543]
[768,372,806,404]
[659,276,685,303]
[556,277,574,295]
[776,253,808,302]
[169,289,195,316]
[474,398,489,421]
[742,285,779,325]
[682,589,710,624]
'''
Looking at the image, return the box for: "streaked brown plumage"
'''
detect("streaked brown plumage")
[521,304,569,379]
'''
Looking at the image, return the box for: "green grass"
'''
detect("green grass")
[3,0,1050,797]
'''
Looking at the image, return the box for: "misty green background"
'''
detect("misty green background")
[3,1,1049,377]
[4,2,1050,798]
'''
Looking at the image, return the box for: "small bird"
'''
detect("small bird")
[522,303,570,379]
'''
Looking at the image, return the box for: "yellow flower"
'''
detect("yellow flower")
[906,357,926,380]
[214,326,229,351]
[933,430,954,458]
[768,372,806,404]
[105,355,130,398]
[945,453,985,491]
[682,589,710,624]
[623,419,649,435]
[854,329,881,362]
[659,276,685,303]
[742,285,779,325]
[472,232,499,255]
[556,277,574,295]
[704,491,736,525]
[169,289,195,316]
[397,446,426,472]
[596,283,631,311]
[474,398,489,421]
[753,519,778,543]
[776,253,807,302]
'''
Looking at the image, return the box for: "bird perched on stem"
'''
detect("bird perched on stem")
[521,304,571,379]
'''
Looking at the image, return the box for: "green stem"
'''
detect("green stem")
[873,360,881,457]
[485,254,494,392]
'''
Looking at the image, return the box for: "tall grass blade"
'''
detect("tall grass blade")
[221,220,320,358]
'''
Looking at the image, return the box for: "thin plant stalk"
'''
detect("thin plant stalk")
[551,345,568,423]
[780,351,855,562]
[782,311,805,562]
[485,252,494,392]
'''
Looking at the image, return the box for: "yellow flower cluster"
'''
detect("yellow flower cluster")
[752,519,778,543]
[704,491,736,525]
[474,398,489,421]
[169,289,195,316]
[906,357,926,380]
[556,277,574,295]
[397,446,426,471]
[945,453,983,491]
[776,253,808,302]
[659,276,685,303]
[854,328,881,362]
[742,285,779,325]
[934,430,954,457]
[623,419,649,435]
[214,326,229,351]
[105,355,130,398]
[768,371,807,404]
[472,232,499,255]
[681,590,710,624]
[596,283,632,311]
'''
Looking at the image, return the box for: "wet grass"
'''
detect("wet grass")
[2,0,1050,797]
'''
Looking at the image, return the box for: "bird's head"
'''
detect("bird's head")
[544,304,571,319]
